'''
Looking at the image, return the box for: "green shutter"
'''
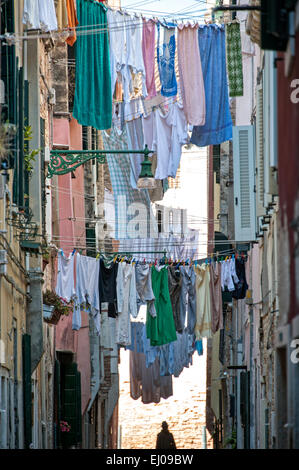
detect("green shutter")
[76,370,82,444]
[17,67,24,207]
[24,80,30,209]
[40,118,46,234]
[240,371,250,449]
[54,360,61,448]
[61,362,82,447]
[22,334,32,449]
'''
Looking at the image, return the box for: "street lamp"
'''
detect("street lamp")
[137,145,156,189]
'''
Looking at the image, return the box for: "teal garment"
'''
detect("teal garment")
[73,0,112,130]
[146,266,177,347]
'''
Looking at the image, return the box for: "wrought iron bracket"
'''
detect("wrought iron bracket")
[47,146,154,178]
[213,5,261,13]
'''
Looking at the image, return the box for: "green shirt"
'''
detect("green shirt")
[146,266,177,346]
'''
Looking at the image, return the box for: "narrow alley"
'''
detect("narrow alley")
[0,0,298,453]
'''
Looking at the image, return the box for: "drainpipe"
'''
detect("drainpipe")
[202,425,207,449]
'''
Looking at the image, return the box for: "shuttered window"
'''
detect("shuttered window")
[60,362,82,448]
[22,334,32,449]
[256,85,265,217]
[233,125,256,242]
[263,52,278,204]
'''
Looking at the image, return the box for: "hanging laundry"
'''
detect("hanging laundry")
[210,262,223,334]
[142,101,188,180]
[179,265,197,335]
[40,2,58,32]
[73,0,112,130]
[125,14,147,97]
[146,266,177,347]
[194,264,212,340]
[232,257,248,300]
[55,251,81,330]
[157,23,177,97]
[126,321,145,354]
[66,0,79,46]
[55,0,68,30]
[107,9,126,98]
[177,23,205,126]
[116,262,138,346]
[191,25,233,147]
[124,97,145,123]
[142,19,157,99]
[126,117,144,190]
[195,339,203,356]
[130,352,173,404]
[102,126,155,239]
[168,266,183,333]
[171,330,193,377]
[221,258,239,292]
[135,263,156,318]
[75,253,101,335]
[226,22,244,97]
[98,258,118,318]
[23,0,58,31]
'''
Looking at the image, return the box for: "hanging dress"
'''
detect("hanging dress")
[146,265,177,346]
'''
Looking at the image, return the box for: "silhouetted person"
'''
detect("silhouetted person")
[156,421,176,449]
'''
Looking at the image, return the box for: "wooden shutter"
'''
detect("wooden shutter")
[61,362,82,448]
[22,334,32,449]
[256,85,265,218]
[54,360,61,449]
[240,371,250,449]
[233,126,256,242]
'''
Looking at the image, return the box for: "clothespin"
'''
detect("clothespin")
[155,258,157,266]
[96,252,100,260]
[71,248,76,256]
[225,256,229,261]
[60,248,64,257]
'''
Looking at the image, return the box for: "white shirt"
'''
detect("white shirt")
[142,102,188,180]
[116,262,138,346]
[23,0,58,31]
[76,253,101,335]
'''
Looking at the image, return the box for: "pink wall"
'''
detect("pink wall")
[53,117,91,414]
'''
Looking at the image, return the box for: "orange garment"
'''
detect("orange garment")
[115,79,123,102]
[66,0,79,46]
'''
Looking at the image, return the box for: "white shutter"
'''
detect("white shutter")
[256,84,265,218]
[233,125,256,242]
[263,52,278,207]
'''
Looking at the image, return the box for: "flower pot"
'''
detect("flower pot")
[43,304,62,325]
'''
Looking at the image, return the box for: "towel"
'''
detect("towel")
[177,23,206,126]
[73,0,112,130]
[191,24,233,148]
[226,22,244,97]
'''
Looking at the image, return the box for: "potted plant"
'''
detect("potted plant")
[42,248,50,271]
[43,289,74,325]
